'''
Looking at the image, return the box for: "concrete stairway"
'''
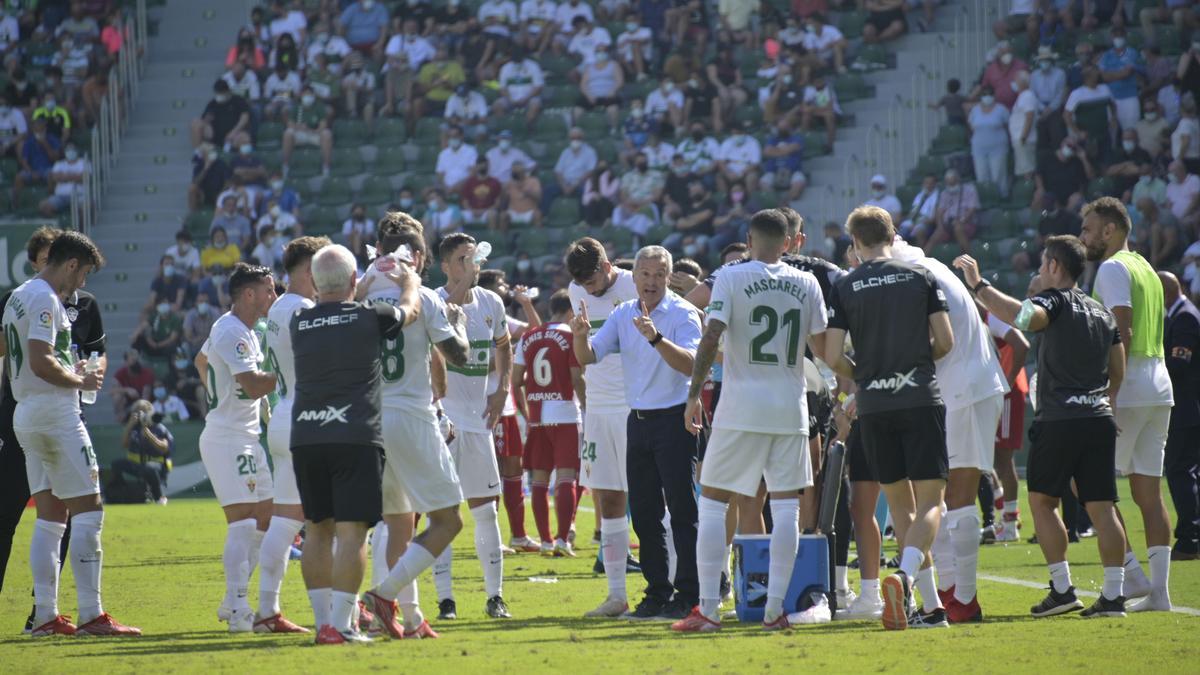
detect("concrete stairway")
[86,1,249,424]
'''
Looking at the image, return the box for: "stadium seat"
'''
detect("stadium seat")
[976,182,1003,210]
[803,132,829,158]
[1155,25,1182,55]
[185,209,214,240]
[490,113,524,135]
[930,125,968,155]
[316,177,352,206]
[854,44,889,69]
[333,119,367,146]
[374,118,407,145]
[834,74,872,103]
[331,148,364,178]
[289,148,323,179]
[14,187,47,217]
[547,198,581,226]
[1008,177,1036,209]
[0,157,17,182]
[306,206,341,235]
[576,112,608,137]
[838,11,868,39]
[914,155,945,179]
[415,116,443,141]
[534,115,568,141]
[1086,176,1117,199]
[258,122,284,150]
[372,149,406,177]
[896,183,920,209]
[518,228,550,255]
[357,175,393,207]
[545,84,577,109]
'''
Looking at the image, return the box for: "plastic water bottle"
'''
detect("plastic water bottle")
[81,352,100,405]
[472,241,492,265]
[524,287,539,300]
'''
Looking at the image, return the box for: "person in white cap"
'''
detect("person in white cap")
[865,174,902,224]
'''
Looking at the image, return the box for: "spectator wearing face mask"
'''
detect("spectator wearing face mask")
[340,51,378,129]
[511,250,537,286]
[1107,128,1154,198]
[436,124,479,192]
[263,62,303,121]
[189,143,231,211]
[675,123,719,181]
[1131,163,1169,214]
[762,120,806,201]
[342,203,377,262]
[444,82,490,144]
[485,129,535,183]
[112,351,154,422]
[1098,26,1145,131]
[1010,70,1039,182]
[581,160,618,227]
[1063,66,1115,142]
[228,134,269,204]
[801,72,840,148]
[971,41,1027,109]
[421,188,464,244]
[968,85,1011,196]
[709,181,759,253]
[148,255,187,312]
[661,178,716,257]
[210,194,253,249]
[1035,138,1093,213]
[151,383,190,424]
[281,85,334,178]
[645,78,685,136]
[900,173,940,240]
[765,66,804,128]
[254,198,302,246]
[166,230,202,276]
[576,46,624,132]
[38,141,88,217]
[183,297,221,356]
[641,132,675,173]
[545,126,598,212]
[715,121,761,192]
[201,228,242,272]
[1137,100,1171,158]
[613,151,664,237]
[190,79,250,151]
[495,46,546,128]
[251,225,285,272]
[1172,97,1200,172]
[1030,45,1068,149]
[461,157,503,230]
[864,174,902,223]
[1165,160,1200,230]
[616,11,653,81]
[503,160,543,229]
[166,348,205,416]
[132,300,184,358]
[622,100,658,160]
[923,168,980,254]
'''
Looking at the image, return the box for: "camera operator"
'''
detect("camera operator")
[113,400,174,505]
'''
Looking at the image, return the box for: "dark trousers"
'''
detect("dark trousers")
[978,474,996,527]
[627,406,699,605]
[111,458,166,501]
[1165,424,1200,554]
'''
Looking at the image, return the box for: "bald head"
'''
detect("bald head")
[1159,270,1181,307]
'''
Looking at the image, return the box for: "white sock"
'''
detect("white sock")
[835,565,849,593]
[432,544,454,601]
[471,502,504,598]
[30,519,66,625]
[1102,566,1125,601]
[696,497,729,621]
[70,511,105,623]
[861,577,880,599]
[370,523,389,588]
[948,506,980,604]
[898,546,924,579]
[930,510,955,592]
[258,516,302,618]
[248,528,265,581]
[723,544,733,582]
[224,519,257,611]
[1049,560,1072,594]
[601,517,629,601]
[308,588,331,629]
[915,566,942,611]
[766,498,800,622]
[331,590,358,633]
[1003,500,1018,517]
[663,509,677,585]
[1123,550,1147,580]
[398,581,422,630]
[378,541,436,601]
[1147,545,1171,593]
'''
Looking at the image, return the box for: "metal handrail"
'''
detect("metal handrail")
[72,0,149,234]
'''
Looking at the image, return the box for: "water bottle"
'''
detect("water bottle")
[472,241,492,265]
[524,287,539,300]
[81,352,100,405]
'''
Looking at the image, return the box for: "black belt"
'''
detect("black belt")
[630,404,686,420]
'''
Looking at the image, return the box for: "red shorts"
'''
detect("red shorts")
[994,390,1026,451]
[493,415,524,459]
[523,424,581,473]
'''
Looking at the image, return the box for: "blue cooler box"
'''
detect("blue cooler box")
[733,534,829,623]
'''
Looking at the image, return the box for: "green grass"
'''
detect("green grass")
[2,483,1198,674]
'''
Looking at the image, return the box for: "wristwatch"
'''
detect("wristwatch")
[648,332,664,346]
[972,278,991,293]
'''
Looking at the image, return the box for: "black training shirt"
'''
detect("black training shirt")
[290,300,404,449]
[827,258,947,415]
[1029,287,1120,421]
[704,253,845,308]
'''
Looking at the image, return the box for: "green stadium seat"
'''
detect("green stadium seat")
[258,122,284,150]
[358,175,393,207]
[545,84,577,109]
[1008,177,1036,209]
[0,157,18,181]
[288,148,323,179]
[803,132,829,158]
[1086,176,1117,200]
[854,44,889,69]
[185,209,214,240]
[518,228,549,254]
[976,182,1003,210]
[914,155,945,179]
[838,11,868,39]
[646,224,672,242]
[374,117,407,145]
[930,243,958,264]
[333,119,367,145]
[306,206,340,235]
[833,73,873,103]
[1155,25,1182,55]
[896,183,920,209]
[734,105,763,126]
[316,177,352,207]
[547,198,580,225]
[576,112,608,137]
[539,54,576,78]
[330,148,364,178]
[415,116,443,141]
[14,187,47,217]
[490,113,524,135]
[373,149,406,177]
[534,115,568,141]
[930,125,968,155]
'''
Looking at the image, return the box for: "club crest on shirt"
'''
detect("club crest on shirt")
[234,339,250,358]
[485,316,493,328]
[66,307,79,322]
[38,310,52,327]
[246,477,257,493]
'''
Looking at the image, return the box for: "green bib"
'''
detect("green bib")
[1096,250,1164,359]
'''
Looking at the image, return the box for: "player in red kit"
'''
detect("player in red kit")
[513,290,586,558]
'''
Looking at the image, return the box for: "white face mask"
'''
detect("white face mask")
[981,95,995,106]
[682,243,700,257]
[498,139,511,150]
[516,259,531,271]
[1122,140,1136,152]
[270,179,284,190]
[449,138,462,149]
[157,302,170,314]
[631,106,644,118]
[240,144,252,155]
[1039,60,1051,71]
[1144,111,1158,121]
[362,0,375,8]
[197,301,210,313]
[1000,52,1013,65]
[163,265,175,277]
[301,94,316,106]
[270,205,281,218]
[65,149,78,161]
[1112,37,1126,49]
[871,189,885,199]
[570,139,582,150]
[1060,145,1073,158]
[214,94,229,104]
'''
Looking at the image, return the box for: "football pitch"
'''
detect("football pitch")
[2,483,1198,674]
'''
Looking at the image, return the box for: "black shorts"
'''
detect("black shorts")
[858,405,948,484]
[293,443,383,524]
[868,8,907,33]
[1026,417,1118,504]
[575,94,622,110]
[846,421,876,482]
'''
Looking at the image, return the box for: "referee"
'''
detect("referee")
[0,226,106,630]
[290,244,421,644]
[956,236,1129,619]
[570,245,703,621]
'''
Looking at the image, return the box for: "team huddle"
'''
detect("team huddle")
[0,195,1181,642]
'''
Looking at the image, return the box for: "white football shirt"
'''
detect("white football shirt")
[369,282,457,413]
[568,266,637,414]
[201,312,264,436]
[2,278,79,413]
[264,292,315,412]
[708,260,827,434]
[436,286,507,432]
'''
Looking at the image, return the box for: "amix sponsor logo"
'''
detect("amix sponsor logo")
[865,368,918,393]
[1065,394,1107,407]
[297,404,351,426]
[852,271,915,292]
[298,313,359,330]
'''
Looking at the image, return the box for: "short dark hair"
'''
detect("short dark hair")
[613,258,634,270]
[438,232,476,261]
[175,229,192,242]
[283,236,330,274]
[213,79,230,93]
[720,241,748,261]
[477,269,506,292]
[549,289,573,317]
[845,205,895,247]
[947,78,961,93]
[749,208,789,241]
[26,226,60,263]
[1079,196,1131,234]
[777,206,804,237]
[377,214,427,266]
[673,258,702,278]
[565,237,607,282]
[1043,235,1086,281]
[228,262,273,299]
[46,230,104,269]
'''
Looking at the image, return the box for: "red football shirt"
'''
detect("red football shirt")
[516,322,580,425]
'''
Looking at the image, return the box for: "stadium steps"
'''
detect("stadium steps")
[84,1,247,425]
[790,3,991,234]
